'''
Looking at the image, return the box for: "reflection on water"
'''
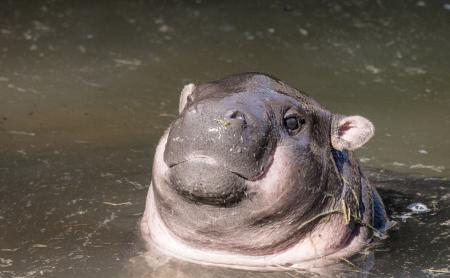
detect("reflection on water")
[0,0,449,277]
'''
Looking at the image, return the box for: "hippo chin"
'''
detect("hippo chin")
[141,73,388,271]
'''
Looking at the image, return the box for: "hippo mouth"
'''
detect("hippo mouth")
[168,154,274,181]
[169,156,247,179]
[167,154,274,206]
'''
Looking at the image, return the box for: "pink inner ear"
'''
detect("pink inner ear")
[338,121,354,136]
[335,115,374,150]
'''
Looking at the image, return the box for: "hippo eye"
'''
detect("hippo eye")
[283,115,304,134]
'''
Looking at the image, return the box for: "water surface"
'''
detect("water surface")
[1,1,449,277]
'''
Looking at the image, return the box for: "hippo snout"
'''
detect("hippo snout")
[163,95,275,205]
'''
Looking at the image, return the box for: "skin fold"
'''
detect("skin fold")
[141,73,387,270]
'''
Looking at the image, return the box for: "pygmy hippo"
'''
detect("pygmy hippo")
[141,73,388,271]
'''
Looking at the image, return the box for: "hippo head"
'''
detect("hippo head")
[142,73,385,270]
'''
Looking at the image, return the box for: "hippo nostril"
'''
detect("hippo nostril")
[225,110,247,126]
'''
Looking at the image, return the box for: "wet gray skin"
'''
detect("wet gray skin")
[148,73,387,258]
[1,0,449,278]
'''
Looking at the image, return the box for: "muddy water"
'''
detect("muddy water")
[0,1,449,277]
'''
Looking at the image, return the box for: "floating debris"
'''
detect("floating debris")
[103,201,132,206]
[32,244,48,248]
[424,267,450,275]
[393,203,432,222]
[0,248,19,252]
[0,29,11,35]
[365,65,381,74]
[405,67,426,75]
[407,202,431,213]
[100,172,114,178]
[114,58,142,67]
[78,45,86,53]
[243,31,255,40]
[158,113,176,118]
[395,212,414,222]
[16,149,27,156]
[116,177,145,190]
[33,21,51,32]
[410,163,445,173]
[158,25,171,33]
[0,258,13,267]
[416,1,426,7]
[359,157,371,163]
[298,27,308,36]
[101,212,117,225]
[440,219,450,226]
[8,130,36,136]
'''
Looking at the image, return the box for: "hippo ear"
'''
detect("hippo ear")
[178,83,196,114]
[331,115,375,150]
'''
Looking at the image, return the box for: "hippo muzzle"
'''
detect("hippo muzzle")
[141,73,388,271]
[164,94,275,205]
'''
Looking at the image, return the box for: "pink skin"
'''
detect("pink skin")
[141,131,372,271]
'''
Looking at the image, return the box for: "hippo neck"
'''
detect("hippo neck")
[153,149,368,256]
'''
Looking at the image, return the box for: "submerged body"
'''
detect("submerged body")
[141,73,387,270]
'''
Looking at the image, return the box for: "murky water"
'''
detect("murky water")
[0,0,449,277]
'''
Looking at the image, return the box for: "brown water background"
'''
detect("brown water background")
[1,1,449,277]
